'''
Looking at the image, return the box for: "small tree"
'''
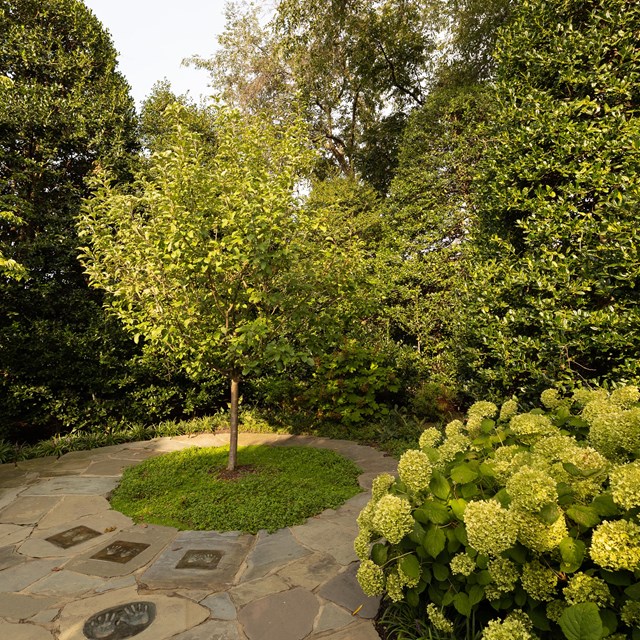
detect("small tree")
[79,105,365,469]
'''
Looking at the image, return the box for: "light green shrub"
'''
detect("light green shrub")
[356,385,640,639]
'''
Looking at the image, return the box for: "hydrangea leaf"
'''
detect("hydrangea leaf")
[559,537,585,573]
[559,602,603,640]
[599,609,618,636]
[601,570,632,587]
[591,494,620,517]
[418,500,451,525]
[624,582,640,600]
[405,588,419,607]
[477,570,492,585]
[449,498,467,520]
[400,554,421,580]
[371,543,387,566]
[433,562,449,581]
[453,592,471,616]
[566,506,601,529]
[538,502,562,525]
[422,524,446,558]
[451,463,479,484]
[429,472,451,500]
[468,584,484,606]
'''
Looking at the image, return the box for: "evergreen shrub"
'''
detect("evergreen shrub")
[355,385,640,639]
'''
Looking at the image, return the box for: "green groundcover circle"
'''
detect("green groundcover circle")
[109,445,362,533]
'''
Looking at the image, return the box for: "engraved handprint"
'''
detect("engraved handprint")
[122,602,150,626]
[88,612,117,639]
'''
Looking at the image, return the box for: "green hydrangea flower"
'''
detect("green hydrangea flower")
[385,569,404,602]
[468,401,498,419]
[419,427,442,450]
[436,433,470,468]
[371,473,395,502]
[450,552,476,576]
[426,603,454,633]
[573,388,608,408]
[610,385,640,408]
[506,467,557,512]
[590,519,640,571]
[397,449,432,493]
[357,499,376,531]
[371,494,414,544]
[589,407,640,461]
[464,500,518,556]
[356,559,385,596]
[509,413,557,441]
[540,389,561,409]
[488,557,519,594]
[513,508,567,553]
[398,563,420,588]
[445,419,464,437]
[546,600,568,623]
[491,445,529,482]
[521,560,558,602]
[354,529,373,561]
[482,615,538,640]
[563,572,613,607]
[499,399,518,422]
[609,461,640,510]
[621,600,640,627]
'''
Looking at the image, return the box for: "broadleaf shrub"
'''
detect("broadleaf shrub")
[355,385,640,639]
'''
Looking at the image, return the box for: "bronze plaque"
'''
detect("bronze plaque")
[83,601,156,639]
[175,549,223,570]
[90,541,150,564]
[46,526,102,549]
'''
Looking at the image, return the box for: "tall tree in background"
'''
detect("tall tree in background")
[80,106,369,469]
[460,0,640,401]
[0,0,139,440]
[189,0,442,192]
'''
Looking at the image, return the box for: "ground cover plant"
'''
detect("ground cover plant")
[110,445,362,533]
[355,385,640,639]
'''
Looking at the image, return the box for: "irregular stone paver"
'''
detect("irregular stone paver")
[317,563,380,619]
[0,522,33,546]
[29,608,60,624]
[0,486,23,510]
[314,602,358,634]
[238,587,319,640]
[35,496,111,531]
[56,586,209,640]
[93,575,137,594]
[276,552,341,591]
[0,558,62,592]
[241,528,310,581]
[0,496,58,525]
[21,476,119,497]
[0,593,58,621]
[83,457,137,476]
[25,569,106,597]
[290,519,358,565]
[228,575,290,608]
[200,593,237,620]
[68,525,177,578]
[171,619,242,640]
[141,530,253,590]
[310,620,381,639]
[0,544,28,570]
[0,619,54,640]
[0,466,38,488]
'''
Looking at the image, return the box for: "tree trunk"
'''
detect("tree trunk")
[227,374,240,471]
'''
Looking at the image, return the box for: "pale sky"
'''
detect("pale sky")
[82,0,229,108]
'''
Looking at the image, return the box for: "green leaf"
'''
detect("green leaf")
[414,508,430,525]
[477,570,492,585]
[451,463,478,484]
[433,562,449,581]
[453,592,471,617]
[468,584,484,606]
[406,588,419,608]
[422,525,446,558]
[559,603,603,640]
[566,506,601,529]
[624,582,640,600]
[599,609,618,636]
[538,502,561,525]
[591,494,620,517]
[429,472,451,500]
[559,537,585,573]
[449,498,467,520]
[419,500,451,524]
[563,462,584,476]
[601,570,632,586]
[400,554,421,580]
[371,543,387,566]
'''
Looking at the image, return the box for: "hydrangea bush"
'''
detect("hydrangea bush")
[355,386,640,639]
